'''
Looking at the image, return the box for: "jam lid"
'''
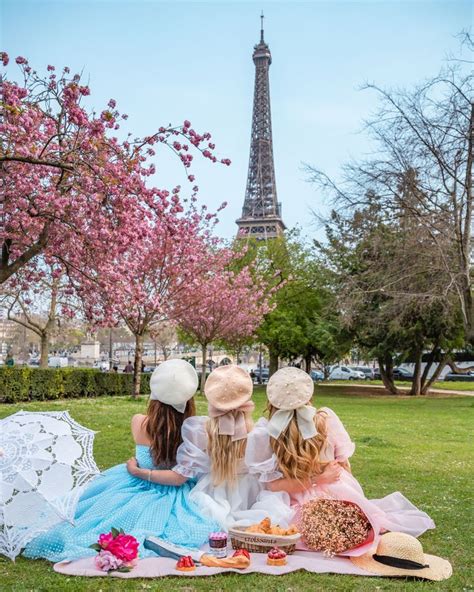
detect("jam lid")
[209,532,228,540]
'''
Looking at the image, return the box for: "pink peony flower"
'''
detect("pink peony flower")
[94,550,123,572]
[107,534,139,562]
[98,532,114,549]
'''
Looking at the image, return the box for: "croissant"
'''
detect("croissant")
[200,554,250,569]
[245,519,299,536]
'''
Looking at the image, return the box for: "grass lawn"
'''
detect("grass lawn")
[0,388,472,591]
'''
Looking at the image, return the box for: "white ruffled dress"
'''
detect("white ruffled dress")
[245,408,435,556]
[173,416,293,530]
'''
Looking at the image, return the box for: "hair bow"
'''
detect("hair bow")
[208,401,255,441]
[267,404,318,440]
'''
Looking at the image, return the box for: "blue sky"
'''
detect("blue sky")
[1,0,471,240]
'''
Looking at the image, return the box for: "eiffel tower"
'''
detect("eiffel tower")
[236,14,285,240]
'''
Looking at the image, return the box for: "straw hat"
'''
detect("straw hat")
[149,359,198,413]
[267,367,314,410]
[204,365,253,411]
[351,532,452,581]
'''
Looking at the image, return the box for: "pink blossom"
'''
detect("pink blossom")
[15,56,27,64]
[98,532,114,549]
[1,52,10,66]
[107,534,139,562]
[94,550,123,572]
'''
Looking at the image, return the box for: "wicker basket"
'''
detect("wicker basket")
[228,526,301,554]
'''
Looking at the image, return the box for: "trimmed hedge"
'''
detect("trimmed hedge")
[0,367,151,403]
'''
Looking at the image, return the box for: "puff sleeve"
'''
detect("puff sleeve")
[173,415,210,478]
[322,406,356,461]
[245,418,283,483]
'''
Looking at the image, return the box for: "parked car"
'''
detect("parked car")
[328,366,365,380]
[444,371,474,381]
[373,367,414,380]
[310,369,324,381]
[251,367,270,384]
[349,366,374,380]
[393,367,414,380]
[93,360,109,372]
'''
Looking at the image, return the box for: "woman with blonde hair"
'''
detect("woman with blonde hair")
[246,367,435,555]
[128,364,291,529]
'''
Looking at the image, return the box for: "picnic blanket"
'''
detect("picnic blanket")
[54,549,375,578]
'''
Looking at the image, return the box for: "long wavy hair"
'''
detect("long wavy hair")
[268,403,328,482]
[143,398,196,466]
[206,412,254,486]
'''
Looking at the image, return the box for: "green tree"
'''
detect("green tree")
[319,194,464,395]
[251,232,349,375]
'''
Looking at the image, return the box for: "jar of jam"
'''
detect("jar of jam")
[208,532,228,558]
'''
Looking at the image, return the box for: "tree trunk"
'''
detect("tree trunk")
[409,351,422,396]
[40,331,49,368]
[269,349,279,377]
[304,353,312,374]
[200,343,207,393]
[445,356,474,374]
[463,102,473,343]
[378,355,399,395]
[421,353,450,395]
[133,333,144,398]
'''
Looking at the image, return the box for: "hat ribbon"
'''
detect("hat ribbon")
[267,405,317,440]
[373,555,429,570]
[208,401,255,442]
[170,401,187,413]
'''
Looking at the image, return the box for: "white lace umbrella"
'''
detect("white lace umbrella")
[0,410,100,560]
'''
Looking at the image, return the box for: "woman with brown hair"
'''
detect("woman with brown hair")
[24,359,219,562]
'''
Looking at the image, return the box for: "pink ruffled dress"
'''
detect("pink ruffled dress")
[245,407,435,556]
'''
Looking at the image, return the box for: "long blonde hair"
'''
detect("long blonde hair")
[268,404,328,482]
[206,412,254,486]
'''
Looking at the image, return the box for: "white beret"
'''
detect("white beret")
[266,367,314,410]
[149,359,198,412]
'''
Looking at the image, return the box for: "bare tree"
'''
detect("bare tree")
[149,322,177,364]
[308,57,473,345]
[1,261,78,367]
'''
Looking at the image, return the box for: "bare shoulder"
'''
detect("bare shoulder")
[131,414,149,444]
[131,413,146,428]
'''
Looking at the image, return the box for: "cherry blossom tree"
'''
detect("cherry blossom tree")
[177,255,275,392]
[0,53,230,287]
[76,201,226,397]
